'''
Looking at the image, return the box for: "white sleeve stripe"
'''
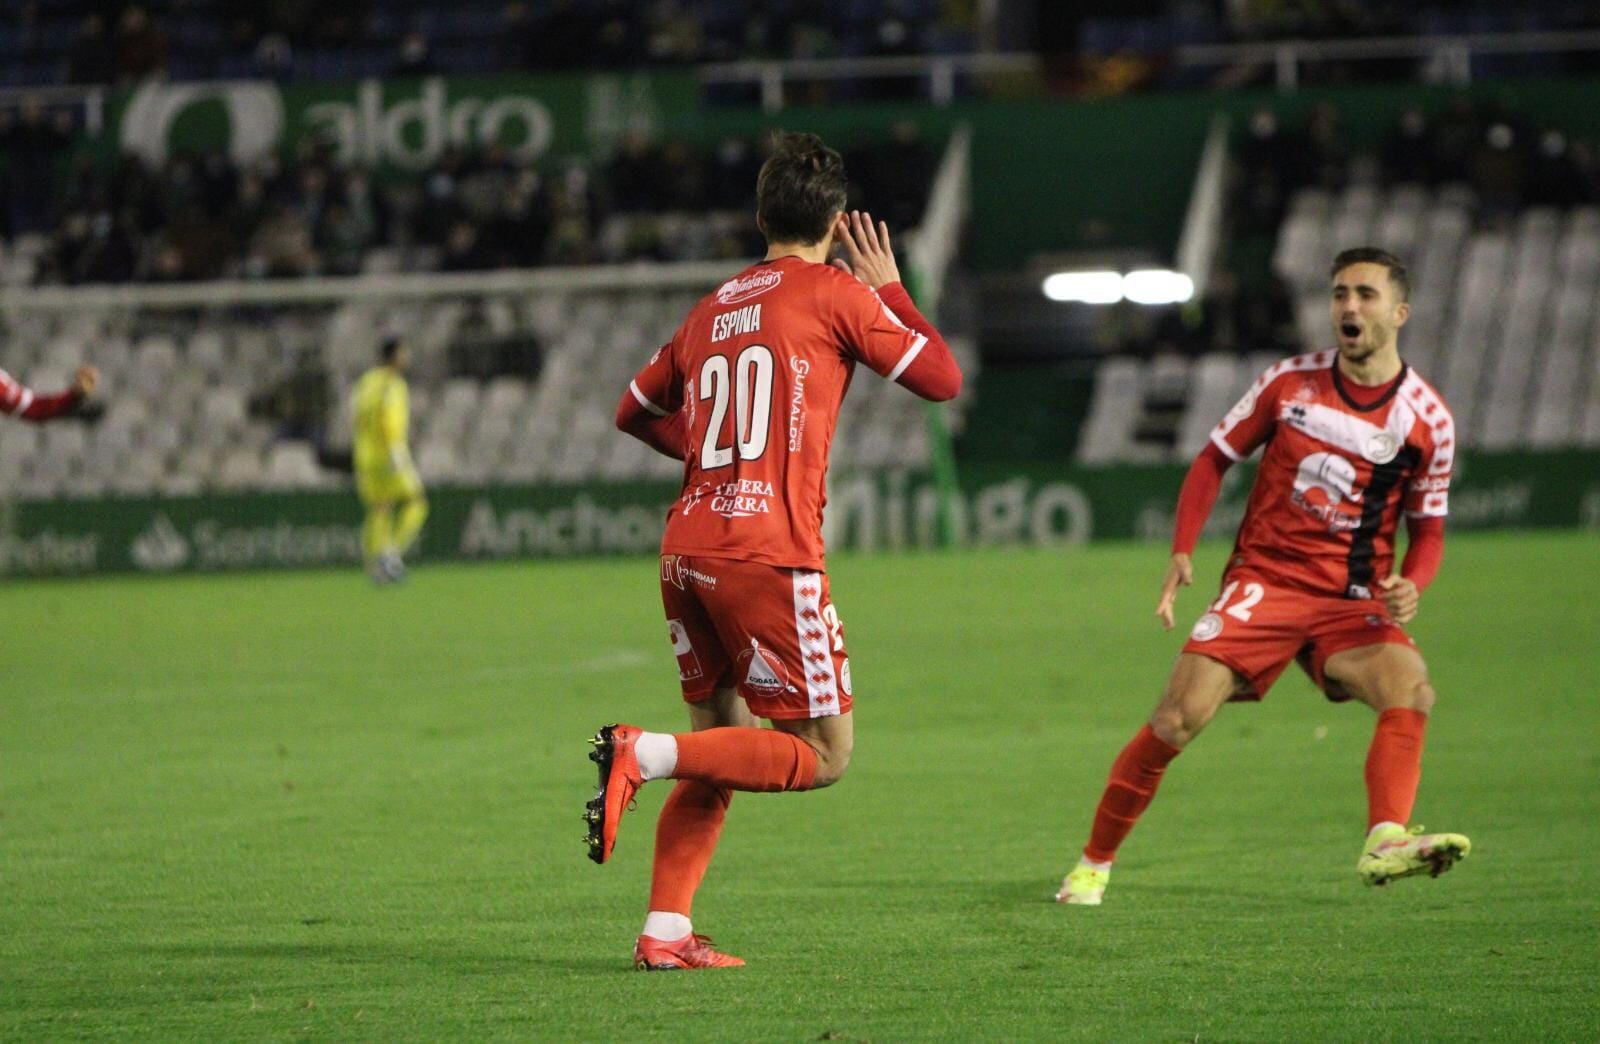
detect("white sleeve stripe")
[1209,430,1244,462]
[630,380,667,417]
[16,388,33,414]
[887,335,928,382]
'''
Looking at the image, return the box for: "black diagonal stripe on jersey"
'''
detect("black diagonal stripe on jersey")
[1345,444,1422,597]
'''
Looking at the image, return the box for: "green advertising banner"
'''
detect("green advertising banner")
[3,449,1596,579]
[97,72,699,173]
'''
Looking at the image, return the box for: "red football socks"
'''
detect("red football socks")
[1084,725,1183,864]
[672,727,819,792]
[1365,707,1428,829]
[649,781,732,916]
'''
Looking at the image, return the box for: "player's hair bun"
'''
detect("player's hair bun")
[771,132,840,176]
[756,132,848,245]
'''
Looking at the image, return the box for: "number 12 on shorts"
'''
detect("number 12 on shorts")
[1211,580,1265,621]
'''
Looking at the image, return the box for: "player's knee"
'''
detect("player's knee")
[806,737,852,789]
[1402,679,1435,714]
[1149,701,1208,747]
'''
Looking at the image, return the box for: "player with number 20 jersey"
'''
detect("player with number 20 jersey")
[583,133,962,971]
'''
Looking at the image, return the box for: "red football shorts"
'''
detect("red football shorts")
[1180,567,1418,701]
[659,554,851,721]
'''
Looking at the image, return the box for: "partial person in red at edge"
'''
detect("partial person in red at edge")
[1057,247,1469,909]
[589,131,961,970]
[1,363,99,423]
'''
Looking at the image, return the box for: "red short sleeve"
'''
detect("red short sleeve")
[1404,407,1454,519]
[628,336,682,417]
[832,279,928,380]
[0,368,31,415]
[1211,365,1284,461]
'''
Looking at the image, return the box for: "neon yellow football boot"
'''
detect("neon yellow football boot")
[1055,862,1109,905]
[1358,824,1471,886]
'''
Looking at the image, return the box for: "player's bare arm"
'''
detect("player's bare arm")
[1156,552,1194,630]
[833,210,900,289]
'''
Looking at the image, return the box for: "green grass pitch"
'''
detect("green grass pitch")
[3,531,1598,1041]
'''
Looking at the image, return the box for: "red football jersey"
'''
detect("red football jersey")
[627,256,928,569]
[1211,350,1454,599]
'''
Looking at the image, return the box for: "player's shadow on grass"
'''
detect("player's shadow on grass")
[141,942,620,975]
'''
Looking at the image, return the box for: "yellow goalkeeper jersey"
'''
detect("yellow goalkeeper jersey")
[351,365,412,473]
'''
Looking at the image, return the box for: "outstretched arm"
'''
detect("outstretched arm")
[2,365,98,422]
[833,210,962,402]
[615,385,686,461]
[1157,442,1235,629]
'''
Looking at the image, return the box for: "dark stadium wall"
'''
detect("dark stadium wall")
[42,74,1600,272]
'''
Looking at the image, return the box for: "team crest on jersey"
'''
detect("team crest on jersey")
[1190,612,1224,642]
[1228,388,1257,420]
[737,639,795,697]
[840,657,852,696]
[1362,430,1400,464]
[716,269,783,304]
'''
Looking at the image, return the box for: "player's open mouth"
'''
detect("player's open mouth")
[1340,322,1361,339]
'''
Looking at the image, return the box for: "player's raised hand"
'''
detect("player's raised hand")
[73,364,99,397]
[834,210,901,290]
[1377,574,1419,624]
[1156,552,1194,630]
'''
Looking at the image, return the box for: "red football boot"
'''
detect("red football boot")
[583,723,643,864]
[634,933,746,970]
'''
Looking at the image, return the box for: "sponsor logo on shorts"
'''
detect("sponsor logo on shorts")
[662,554,718,590]
[667,618,704,682]
[840,658,852,696]
[737,638,796,698]
[715,268,783,305]
[1190,612,1224,642]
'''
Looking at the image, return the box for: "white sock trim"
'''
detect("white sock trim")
[641,911,692,941]
[1079,857,1112,874]
[635,732,678,781]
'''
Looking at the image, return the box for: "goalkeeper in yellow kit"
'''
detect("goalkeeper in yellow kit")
[352,338,427,583]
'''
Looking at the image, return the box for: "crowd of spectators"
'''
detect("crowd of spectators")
[0,0,977,89]
[1233,97,1600,245]
[0,113,938,285]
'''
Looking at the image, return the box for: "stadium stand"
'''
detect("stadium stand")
[1079,98,1600,463]
[0,1,978,88]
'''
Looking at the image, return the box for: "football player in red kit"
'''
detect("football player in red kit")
[1058,248,1469,906]
[585,133,963,968]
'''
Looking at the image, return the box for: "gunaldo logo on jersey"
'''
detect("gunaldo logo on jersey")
[1291,451,1363,532]
[121,82,285,166]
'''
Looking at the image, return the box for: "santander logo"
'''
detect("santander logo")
[716,269,783,304]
